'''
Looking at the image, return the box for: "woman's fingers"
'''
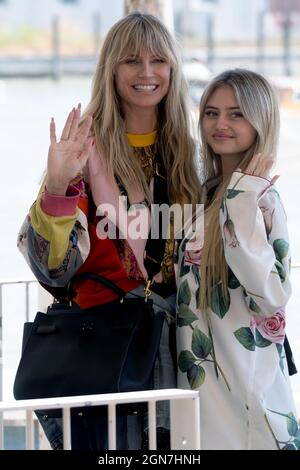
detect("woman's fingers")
[50,118,57,145]
[245,153,261,174]
[246,153,275,178]
[270,175,280,185]
[53,105,91,148]
[78,137,93,167]
[76,115,93,143]
[60,109,75,141]
[263,158,274,177]
[69,103,81,140]
[254,157,274,179]
[244,153,278,184]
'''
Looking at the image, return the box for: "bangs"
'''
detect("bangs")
[113,19,176,67]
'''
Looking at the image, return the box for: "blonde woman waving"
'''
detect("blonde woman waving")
[18,13,201,450]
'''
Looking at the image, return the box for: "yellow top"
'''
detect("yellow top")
[127,130,157,148]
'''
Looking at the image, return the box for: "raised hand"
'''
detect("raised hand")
[46,104,93,195]
[245,153,279,185]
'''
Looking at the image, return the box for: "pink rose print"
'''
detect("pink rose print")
[184,248,202,267]
[251,309,286,344]
[184,237,202,267]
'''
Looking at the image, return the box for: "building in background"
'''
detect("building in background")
[174,0,300,42]
[0,1,299,78]
[0,0,300,43]
[0,0,123,36]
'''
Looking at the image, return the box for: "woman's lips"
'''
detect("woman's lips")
[212,134,234,140]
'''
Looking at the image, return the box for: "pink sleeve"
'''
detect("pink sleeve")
[41,185,80,216]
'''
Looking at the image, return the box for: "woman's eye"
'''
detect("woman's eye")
[125,59,138,64]
[231,112,243,118]
[153,58,165,63]
[205,110,218,118]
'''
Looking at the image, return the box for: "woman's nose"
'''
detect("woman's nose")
[138,61,154,77]
[215,116,229,130]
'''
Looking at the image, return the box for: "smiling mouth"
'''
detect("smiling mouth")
[132,85,159,91]
[213,134,234,140]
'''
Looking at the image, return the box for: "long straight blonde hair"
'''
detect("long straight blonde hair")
[83,13,202,207]
[199,69,280,310]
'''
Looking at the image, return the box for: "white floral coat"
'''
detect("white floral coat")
[175,172,299,450]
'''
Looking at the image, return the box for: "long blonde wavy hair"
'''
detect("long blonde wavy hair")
[83,12,202,207]
[199,69,280,310]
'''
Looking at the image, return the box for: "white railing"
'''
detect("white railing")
[0,389,200,450]
[0,278,39,449]
[1,268,299,449]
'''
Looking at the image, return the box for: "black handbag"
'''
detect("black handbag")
[13,273,165,412]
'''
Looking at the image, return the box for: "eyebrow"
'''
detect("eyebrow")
[127,53,159,58]
[205,105,241,110]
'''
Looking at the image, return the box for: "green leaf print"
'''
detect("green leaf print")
[234,327,256,351]
[227,267,240,289]
[269,187,280,199]
[178,279,191,305]
[267,409,299,438]
[192,264,200,284]
[208,326,218,379]
[249,297,261,314]
[187,364,205,389]
[195,287,200,308]
[265,410,300,450]
[177,303,198,327]
[294,440,300,450]
[180,262,191,277]
[274,260,286,282]
[287,412,299,437]
[294,429,300,440]
[221,198,225,213]
[210,283,230,318]
[226,189,244,199]
[273,239,289,262]
[255,329,272,348]
[180,238,188,254]
[282,444,297,450]
[192,327,212,359]
[178,350,196,372]
[276,343,285,374]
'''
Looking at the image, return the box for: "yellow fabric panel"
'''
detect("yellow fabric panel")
[30,193,78,270]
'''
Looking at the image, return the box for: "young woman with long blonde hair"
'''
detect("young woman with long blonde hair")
[175,69,298,450]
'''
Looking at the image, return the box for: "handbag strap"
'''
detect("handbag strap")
[143,163,169,279]
[68,272,126,301]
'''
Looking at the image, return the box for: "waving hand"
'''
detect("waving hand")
[244,153,279,185]
[46,104,93,195]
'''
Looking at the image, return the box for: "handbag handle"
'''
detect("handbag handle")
[67,272,126,301]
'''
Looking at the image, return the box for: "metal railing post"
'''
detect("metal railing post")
[0,284,3,449]
[108,404,117,450]
[170,396,200,450]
